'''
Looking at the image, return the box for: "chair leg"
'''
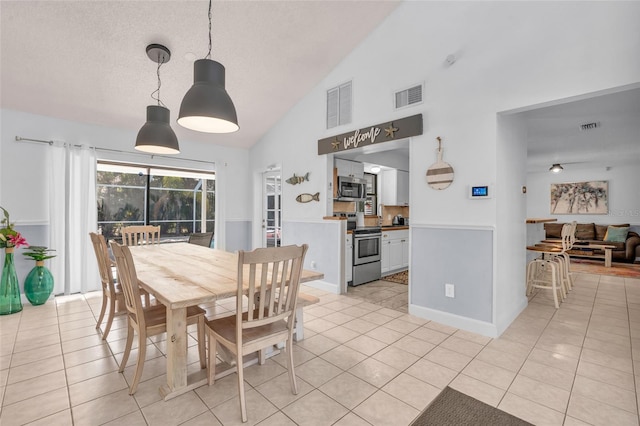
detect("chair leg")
[96,292,107,331]
[549,262,560,309]
[102,297,116,340]
[207,332,217,385]
[198,316,206,370]
[129,332,147,395]
[236,349,247,423]
[143,291,150,307]
[285,337,298,395]
[119,324,134,373]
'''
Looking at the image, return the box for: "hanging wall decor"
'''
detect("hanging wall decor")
[286,173,310,185]
[550,181,608,214]
[296,193,320,203]
[426,136,454,190]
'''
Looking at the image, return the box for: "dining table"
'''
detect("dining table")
[128,242,324,400]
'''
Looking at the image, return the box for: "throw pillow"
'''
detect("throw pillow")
[604,226,629,243]
[575,223,596,240]
[544,223,564,239]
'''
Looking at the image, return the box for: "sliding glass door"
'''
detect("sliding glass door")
[96,163,215,243]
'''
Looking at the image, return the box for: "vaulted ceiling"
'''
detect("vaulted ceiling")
[0,1,400,150]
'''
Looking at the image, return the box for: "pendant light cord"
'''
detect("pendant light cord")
[151,54,166,108]
[206,0,212,59]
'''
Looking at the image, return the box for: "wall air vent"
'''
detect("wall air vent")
[395,84,423,109]
[579,121,600,131]
[327,81,352,129]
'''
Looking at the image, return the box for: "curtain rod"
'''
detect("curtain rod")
[15,136,216,167]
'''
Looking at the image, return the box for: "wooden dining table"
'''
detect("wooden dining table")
[128,242,324,400]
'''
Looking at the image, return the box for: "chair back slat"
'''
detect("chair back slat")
[238,245,308,334]
[122,225,161,246]
[188,232,213,247]
[110,242,145,329]
[89,233,116,296]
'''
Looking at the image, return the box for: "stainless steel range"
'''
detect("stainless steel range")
[351,226,382,286]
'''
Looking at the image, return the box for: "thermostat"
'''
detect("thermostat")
[468,185,492,199]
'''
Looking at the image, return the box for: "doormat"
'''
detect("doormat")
[382,270,408,285]
[571,259,640,279]
[410,387,533,426]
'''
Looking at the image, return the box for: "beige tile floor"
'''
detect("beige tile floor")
[1,271,639,425]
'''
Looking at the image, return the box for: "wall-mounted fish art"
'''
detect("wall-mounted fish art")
[296,193,320,203]
[286,173,309,185]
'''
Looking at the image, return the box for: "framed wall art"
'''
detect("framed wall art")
[550,180,608,214]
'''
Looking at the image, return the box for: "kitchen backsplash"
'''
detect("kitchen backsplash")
[381,205,410,226]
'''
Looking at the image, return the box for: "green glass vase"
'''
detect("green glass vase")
[24,261,54,306]
[0,247,23,315]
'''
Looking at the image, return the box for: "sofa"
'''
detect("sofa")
[544,222,640,263]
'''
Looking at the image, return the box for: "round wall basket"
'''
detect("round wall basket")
[426,136,454,190]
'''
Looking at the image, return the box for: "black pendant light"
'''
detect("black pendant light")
[135,44,180,154]
[178,0,239,133]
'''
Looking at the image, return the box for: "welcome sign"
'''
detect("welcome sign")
[317,114,423,155]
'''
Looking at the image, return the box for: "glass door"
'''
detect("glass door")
[262,171,281,247]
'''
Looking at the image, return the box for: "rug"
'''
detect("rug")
[411,387,533,426]
[382,270,408,285]
[571,259,640,279]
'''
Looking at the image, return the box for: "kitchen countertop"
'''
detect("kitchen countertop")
[382,226,409,231]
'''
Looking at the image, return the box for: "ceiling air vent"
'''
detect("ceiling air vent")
[395,84,423,109]
[579,121,600,131]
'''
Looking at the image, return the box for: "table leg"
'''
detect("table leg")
[604,248,612,267]
[162,307,188,398]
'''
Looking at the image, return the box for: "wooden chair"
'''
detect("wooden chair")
[121,225,161,246]
[206,244,308,422]
[90,232,150,340]
[110,241,206,394]
[188,232,214,248]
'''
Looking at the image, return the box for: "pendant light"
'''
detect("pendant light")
[178,0,239,133]
[549,163,564,173]
[135,44,180,154]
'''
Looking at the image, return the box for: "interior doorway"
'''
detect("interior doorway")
[262,170,282,248]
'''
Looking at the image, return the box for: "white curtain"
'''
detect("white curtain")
[48,144,99,295]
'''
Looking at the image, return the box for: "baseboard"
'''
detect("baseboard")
[408,304,499,338]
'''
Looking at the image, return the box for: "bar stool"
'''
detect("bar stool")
[526,246,567,309]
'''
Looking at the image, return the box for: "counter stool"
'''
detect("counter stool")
[526,246,568,309]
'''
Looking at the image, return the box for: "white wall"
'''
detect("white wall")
[0,109,251,249]
[250,1,640,335]
[527,163,640,227]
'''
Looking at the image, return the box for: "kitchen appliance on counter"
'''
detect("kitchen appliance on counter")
[392,215,405,226]
[351,226,382,286]
[337,176,366,201]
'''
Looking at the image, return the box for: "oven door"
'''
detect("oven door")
[354,234,381,265]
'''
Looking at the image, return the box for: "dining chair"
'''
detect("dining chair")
[110,241,207,394]
[90,232,151,340]
[121,225,161,246]
[188,232,214,248]
[206,244,308,422]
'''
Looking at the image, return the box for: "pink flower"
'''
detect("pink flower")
[8,233,28,249]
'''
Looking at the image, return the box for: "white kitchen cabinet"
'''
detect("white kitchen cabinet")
[381,233,391,274]
[380,169,409,205]
[335,158,364,179]
[345,233,353,284]
[381,229,409,275]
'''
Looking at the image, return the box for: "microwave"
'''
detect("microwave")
[337,176,366,201]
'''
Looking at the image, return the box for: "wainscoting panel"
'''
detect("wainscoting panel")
[411,226,493,323]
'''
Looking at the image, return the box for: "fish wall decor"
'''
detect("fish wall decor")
[296,193,320,203]
[286,173,310,185]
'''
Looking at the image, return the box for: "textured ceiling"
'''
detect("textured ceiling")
[0,0,400,149]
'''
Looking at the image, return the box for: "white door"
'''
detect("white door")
[262,171,282,248]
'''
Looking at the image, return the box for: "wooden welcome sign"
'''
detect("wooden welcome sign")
[317,114,423,155]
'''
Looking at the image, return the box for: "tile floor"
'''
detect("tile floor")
[1,271,639,425]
